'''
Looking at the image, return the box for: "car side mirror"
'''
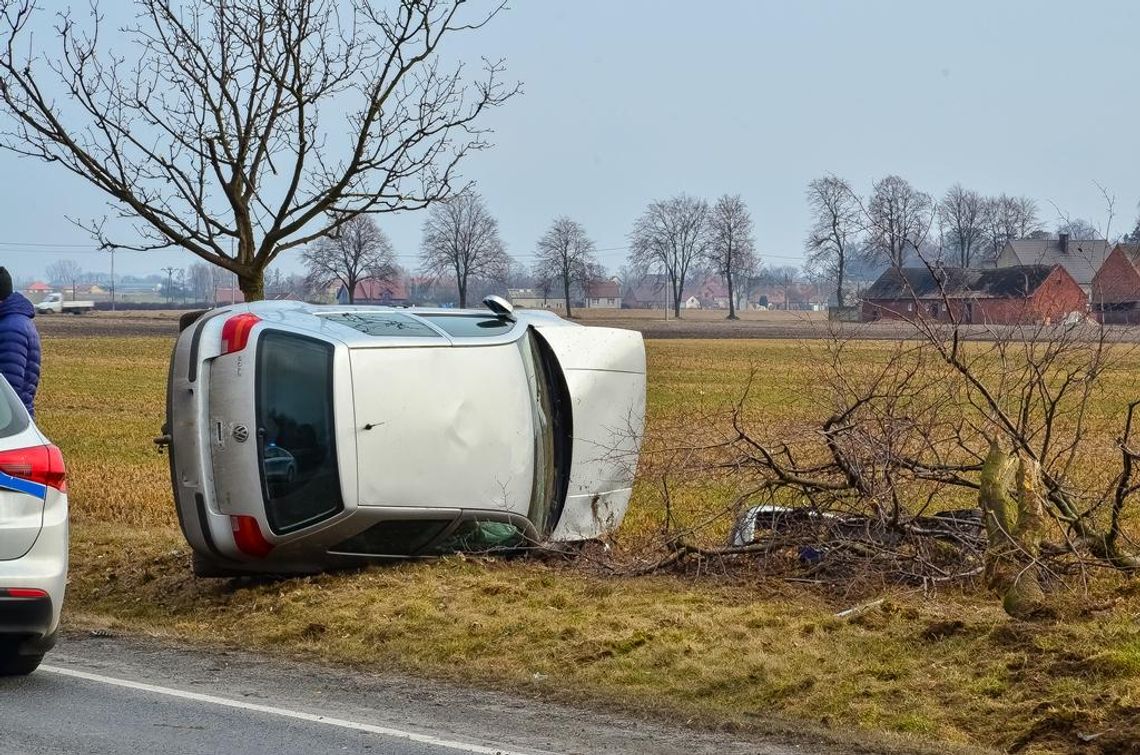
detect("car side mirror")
[483,295,516,322]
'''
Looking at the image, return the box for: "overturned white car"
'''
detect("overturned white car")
[162,298,646,576]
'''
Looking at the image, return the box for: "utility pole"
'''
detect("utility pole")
[109,248,116,311]
[161,266,177,305]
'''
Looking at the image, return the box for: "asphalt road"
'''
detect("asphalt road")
[0,632,823,755]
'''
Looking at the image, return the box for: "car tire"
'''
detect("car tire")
[179,309,209,333]
[191,550,252,579]
[0,649,43,676]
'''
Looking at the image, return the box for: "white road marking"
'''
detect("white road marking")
[40,664,544,755]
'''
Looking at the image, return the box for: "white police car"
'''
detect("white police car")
[0,377,68,675]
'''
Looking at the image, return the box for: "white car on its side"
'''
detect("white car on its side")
[162,298,646,576]
[0,377,68,675]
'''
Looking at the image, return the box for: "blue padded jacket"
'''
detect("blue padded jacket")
[0,293,41,416]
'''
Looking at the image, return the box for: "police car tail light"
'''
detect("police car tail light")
[220,313,261,354]
[0,444,67,493]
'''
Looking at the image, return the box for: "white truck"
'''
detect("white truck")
[35,293,95,315]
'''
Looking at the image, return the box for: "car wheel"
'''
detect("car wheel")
[191,550,255,579]
[178,309,209,333]
[0,649,43,676]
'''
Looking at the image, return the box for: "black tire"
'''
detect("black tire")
[0,650,43,676]
[191,550,252,578]
[178,309,209,333]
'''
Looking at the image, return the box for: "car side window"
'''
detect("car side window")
[417,314,514,337]
[320,312,441,338]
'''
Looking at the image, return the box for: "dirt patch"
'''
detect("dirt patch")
[36,311,180,338]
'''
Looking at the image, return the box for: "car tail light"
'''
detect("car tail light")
[230,515,273,558]
[0,444,67,493]
[221,313,261,354]
[1,588,48,599]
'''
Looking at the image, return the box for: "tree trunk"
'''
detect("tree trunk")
[726,270,737,320]
[238,269,265,302]
[836,257,845,308]
[978,441,1050,619]
[563,276,572,319]
[458,282,467,309]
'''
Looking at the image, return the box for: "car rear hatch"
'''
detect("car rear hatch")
[207,320,354,551]
[0,380,61,560]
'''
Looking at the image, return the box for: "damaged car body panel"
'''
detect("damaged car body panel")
[164,300,646,575]
[531,325,646,541]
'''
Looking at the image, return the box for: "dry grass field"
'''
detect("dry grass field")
[34,325,1140,754]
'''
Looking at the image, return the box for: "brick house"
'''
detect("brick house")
[996,233,1112,294]
[861,265,1086,325]
[1091,244,1140,323]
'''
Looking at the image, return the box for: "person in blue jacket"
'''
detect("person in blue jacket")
[0,267,41,416]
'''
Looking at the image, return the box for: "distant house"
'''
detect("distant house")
[682,277,730,309]
[861,265,1086,325]
[25,281,51,295]
[996,234,1112,293]
[622,275,669,309]
[1091,243,1140,323]
[584,279,621,309]
[506,288,566,312]
[213,286,245,304]
[337,277,407,305]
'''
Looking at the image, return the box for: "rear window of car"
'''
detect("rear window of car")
[417,314,513,337]
[320,312,441,338]
[0,376,28,439]
[256,331,343,534]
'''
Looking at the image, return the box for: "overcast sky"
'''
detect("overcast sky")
[0,0,1138,281]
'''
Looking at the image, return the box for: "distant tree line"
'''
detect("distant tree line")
[803,174,1114,307]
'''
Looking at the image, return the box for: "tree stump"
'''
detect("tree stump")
[978,441,1050,619]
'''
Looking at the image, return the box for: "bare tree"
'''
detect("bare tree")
[863,175,934,268]
[805,176,860,307]
[419,191,510,308]
[186,262,213,303]
[45,258,82,299]
[0,1,518,300]
[302,215,396,303]
[982,194,1041,259]
[1055,218,1101,240]
[629,195,710,318]
[938,184,986,267]
[533,217,596,318]
[707,195,756,320]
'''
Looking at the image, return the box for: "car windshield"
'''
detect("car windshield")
[256,331,343,534]
[0,376,28,439]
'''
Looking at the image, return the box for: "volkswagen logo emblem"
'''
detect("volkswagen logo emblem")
[232,424,250,443]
